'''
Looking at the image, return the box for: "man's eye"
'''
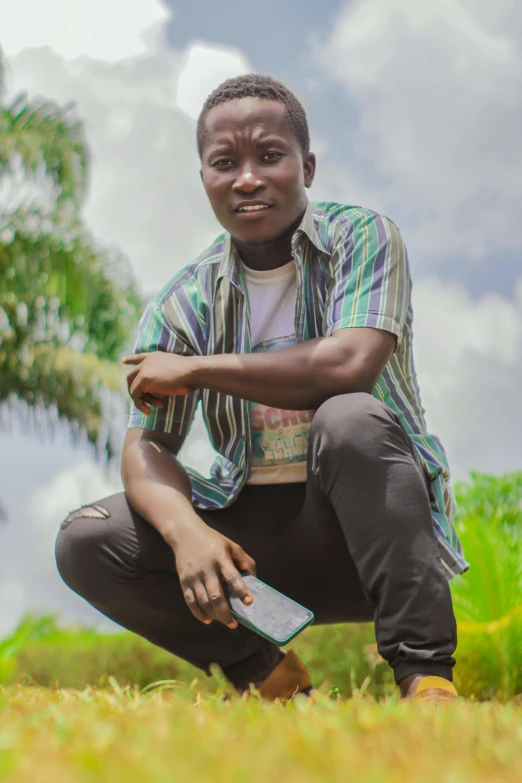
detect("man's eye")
[214,159,233,167]
[262,152,282,162]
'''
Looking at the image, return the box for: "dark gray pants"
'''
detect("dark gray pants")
[54,393,457,691]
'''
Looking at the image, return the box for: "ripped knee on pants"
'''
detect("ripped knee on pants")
[61,504,111,529]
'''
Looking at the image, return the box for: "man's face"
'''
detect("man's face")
[200,97,315,245]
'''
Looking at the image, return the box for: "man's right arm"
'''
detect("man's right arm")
[121,289,256,626]
[121,426,256,628]
[121,427,203,550]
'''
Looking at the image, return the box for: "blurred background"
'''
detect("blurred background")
[0,0,520,694]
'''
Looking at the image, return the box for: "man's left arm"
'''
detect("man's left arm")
[124,214,410,411]
[191,327,396,409]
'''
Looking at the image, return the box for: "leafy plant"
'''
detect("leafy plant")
[0,60,142,463]
[453,470,522,533]
[0,615,57,682]
[451,471,522,700]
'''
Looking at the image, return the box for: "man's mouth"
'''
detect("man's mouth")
[237,204,270,212]
[234,201,273,215]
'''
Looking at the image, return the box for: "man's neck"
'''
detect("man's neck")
[232,210,305,271]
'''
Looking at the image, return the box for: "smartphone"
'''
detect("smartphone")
[224,572,315,646]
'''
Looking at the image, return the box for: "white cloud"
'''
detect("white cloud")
[2,5,253,294]
[0,460,123,637]
[176,42,251,120]
[318,0,522,262]
[316,0,522,484]
[412,274,522,482]
[0,0,170,62]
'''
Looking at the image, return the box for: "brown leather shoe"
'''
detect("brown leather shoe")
[407,675,458,704]
[240,649,315,702]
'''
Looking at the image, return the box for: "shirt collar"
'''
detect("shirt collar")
[215,201,330,299]
[293,200,330,256]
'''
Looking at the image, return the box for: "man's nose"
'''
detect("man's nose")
[233,169,266,193]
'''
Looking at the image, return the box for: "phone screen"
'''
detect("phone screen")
[225,573,314,645]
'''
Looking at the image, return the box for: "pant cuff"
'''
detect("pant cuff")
[393,662,454,685]
[220,645,285,692]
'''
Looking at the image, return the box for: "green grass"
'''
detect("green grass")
[0,470,520,781]
[1,683,521,783]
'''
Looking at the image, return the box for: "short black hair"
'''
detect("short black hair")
[196,73,310,159]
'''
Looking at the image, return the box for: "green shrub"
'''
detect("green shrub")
[451,470,522,700]
[453,470,522,532]
[1,614,204,691]
[2,613,390,699]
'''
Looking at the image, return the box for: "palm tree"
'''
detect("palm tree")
[0,53,142,463]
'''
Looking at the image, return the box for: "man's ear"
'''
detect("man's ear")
[303,152,316,189]
[199,168,203,182]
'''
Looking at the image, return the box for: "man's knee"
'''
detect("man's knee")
[311,392,391,458]
[54,501,112,593]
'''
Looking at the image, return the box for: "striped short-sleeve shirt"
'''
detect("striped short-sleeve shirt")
[129,201,469,579]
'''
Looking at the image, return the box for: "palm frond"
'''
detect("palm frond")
[0,63,143,492]
[0,213,142,361]
[0,217,142,462]
[0,94,88,211]
[2,343,129,463]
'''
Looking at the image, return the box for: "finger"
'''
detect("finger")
[142,393,165,408]
[130,378,153,415]
[182,583,210,624]
[130,388,151,416]
[204,574,237,628]
[193,581,216,624]
[219,560,254,607]
[125,367,139,394]
[129,374,142,400]
[121,354,147,365]
[231,544,257,581]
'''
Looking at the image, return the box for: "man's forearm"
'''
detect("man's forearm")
[121,435,202,550]
[191,336,370,409]
[122,327,394,414]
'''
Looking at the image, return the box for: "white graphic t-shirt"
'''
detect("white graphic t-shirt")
[242,259,315,484]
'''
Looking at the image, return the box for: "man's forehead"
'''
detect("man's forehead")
[204,97,290,139]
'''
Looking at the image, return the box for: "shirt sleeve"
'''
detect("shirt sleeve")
[127,297,201,438]
[323,211,411,353]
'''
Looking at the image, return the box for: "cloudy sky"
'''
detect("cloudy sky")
[1,0,521,636]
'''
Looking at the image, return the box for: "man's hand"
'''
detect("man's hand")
[169,517,257,629]
[121,352,195,415]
